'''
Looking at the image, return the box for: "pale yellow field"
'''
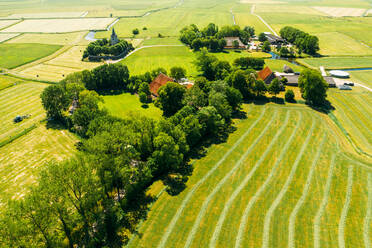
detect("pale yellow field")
[312,6,366,17]
[240,0,284,3]
[254,4,325,15]
[0,20,19,30]
[2,11,87,19]
[0,33,19,43]
[19,45,103,82]
[6,32,88,45]
[0,18,116,33]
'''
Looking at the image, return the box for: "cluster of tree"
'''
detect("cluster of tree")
[298,69,328,106]
[82,38,134,60]
[278,46,295,58]
[180,23,254,52]
[279,26,319,55]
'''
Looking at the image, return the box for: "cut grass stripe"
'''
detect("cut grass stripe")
[261,119,316,248]
[364,173,372,248]
[184,110,279,248]
[234,111,303,248]
[288,133,326,248]
[156,107,267,248]
[209,110,292,248]
[338,165,354,248]
[314,154,337,248]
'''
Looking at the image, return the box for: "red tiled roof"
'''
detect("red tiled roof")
[149,73,174,96]
[258,67,273,81]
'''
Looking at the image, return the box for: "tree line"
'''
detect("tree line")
[180,23,255,52]
[83,38,134,60]
[279,26,320,55]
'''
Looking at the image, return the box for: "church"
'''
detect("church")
[110,28,119,46]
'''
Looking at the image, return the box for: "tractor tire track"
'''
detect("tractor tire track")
[156,107,266,248]
[288,133,326,248]
[364,173,372,248]
[210,110,293,248]
[184,111,279,248]
[262,119,316,248]
[234,112,303,248]
[338,165,354,248]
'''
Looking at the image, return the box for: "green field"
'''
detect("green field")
[0,43,62,69]
[127,103,372,248]
[101,93,162,120]
[6,32,89,46]
[0,75,23,91]
[349,70,372,88]
[298,57,372,69]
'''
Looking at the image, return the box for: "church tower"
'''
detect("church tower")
[110,28,119,46]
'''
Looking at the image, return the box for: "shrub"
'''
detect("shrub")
[285,89,295,102]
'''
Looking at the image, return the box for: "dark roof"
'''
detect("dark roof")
[224,37,246,48]
[149,73,174,96]
[258,67,274,81]
[283,65,294,73]
[265,33,285,44]
[324,76,336,87]
[281,74,299,86]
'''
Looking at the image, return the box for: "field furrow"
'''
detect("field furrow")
[338,165,354,248]
[156,107,268,248]
[208,110,291,248]
[261,119,316,248]
[365,173,372,248]
[288,133,326,248]
[234,111,302,248]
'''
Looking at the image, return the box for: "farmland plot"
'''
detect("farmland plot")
[2,11,87,19]
[127,103,371,248]
[6,32,88,45]
[350,70,372,89]
[0,33,19,43]
[0,20,19,30]
[0,18,116,33]
[312,7,366,17]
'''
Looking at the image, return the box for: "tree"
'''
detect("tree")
[230,69,249,99]
[209,92,232,121]
[233,40,239,49]
[194,48,218,80]
[258,32,267,42]
[253,79,267,97]
[41,84,70,120]
[233,57,265,70]
[170,67,186,81]
[183,85,207,109]
[191,38,203,51]
[197,106,224,136]
[298,69,328,106]
[132,28,139,35]
[285,89,295,102]
[138,82,151,101]
[262,41,271,52]
[268,78,281,98]
[139,92,148,104]
[244,26,255,36]
[156,82,186,116]
[202,23,218,37]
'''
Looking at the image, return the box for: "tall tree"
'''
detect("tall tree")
[298,69,328,106]
[156,82,186,116]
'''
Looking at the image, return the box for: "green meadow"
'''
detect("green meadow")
[0,43,62,69]
[298,57,372,69]
[350,70,372,88]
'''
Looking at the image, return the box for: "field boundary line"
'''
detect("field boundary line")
[313,153,338,248]
[261,119,317,248]
[288,133,326,248]
[156,107,267,248]
[234,111,303,248]
[251,5,278,36]
[184,110,279,248]
[338,165,354,248]
[364,173,372,248]
[210,110,293,248]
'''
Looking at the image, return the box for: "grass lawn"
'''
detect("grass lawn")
[0,75,23,91]
[0,43,62,69]
[298,57,372,69]
[142,37,182,46]
[127,103,371,248]
[264,59,304,72]
[349,70,372,88]
[101,93,163,120]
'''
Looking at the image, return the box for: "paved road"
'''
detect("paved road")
[251,5,279,36]
[354,82,372,92]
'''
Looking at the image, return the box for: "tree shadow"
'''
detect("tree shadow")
[46,120,68,130]
[141,104,149,109]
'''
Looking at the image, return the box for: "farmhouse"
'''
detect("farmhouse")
[258,67,276,84]
[224,37,247,49]
[264,32,286,45]
[149,73,174,97]
[276,73,336,87]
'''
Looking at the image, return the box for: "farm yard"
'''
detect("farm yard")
[128,104,372,248]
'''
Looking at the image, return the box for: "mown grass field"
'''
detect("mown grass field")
[298,57,372,70]
[0,75,22,91]
[349,70,372,88]
[6,32,89,45]
[0,43,62,69]
[101,93,162,120]
[127,103,372,248]
[18,45,103,82]
[328,87,372,156]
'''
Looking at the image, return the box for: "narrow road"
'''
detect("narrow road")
[107,44,184,64]
[354,82,372,92]
[230,8,236,25]
[251,5,278,36]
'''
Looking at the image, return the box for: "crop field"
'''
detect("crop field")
[2,11,87,19]
[102,93,162,120]
[18,45,103,82]
[0,33,19,43]
[0,20,19,30]
[0,43,62,69]
[328,87,372,156]
[298,57,372,70]
[0,124,77,202]
[0,18,116,33]
[0,75,23,90]
[312,7,367,17]
[349,70,372,88]
[0,82,47,145]
[6,32,88,45]
[127,103,372,248]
